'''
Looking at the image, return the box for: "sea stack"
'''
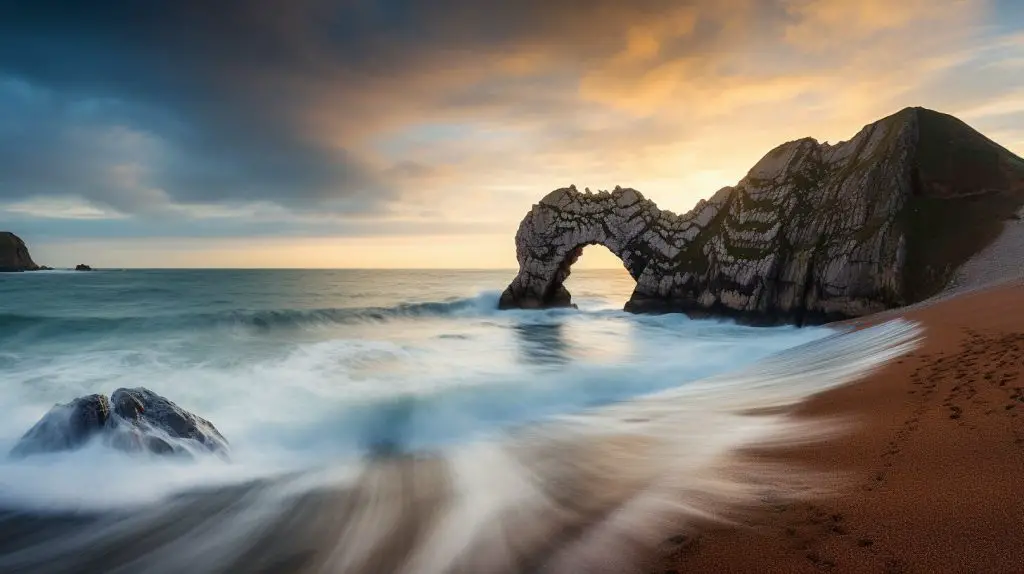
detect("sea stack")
[499,107,1024,325]
[0,232,40,272]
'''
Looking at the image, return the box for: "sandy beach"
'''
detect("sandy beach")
[654,281,1024,573]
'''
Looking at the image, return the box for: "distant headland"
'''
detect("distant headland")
[0,231,43,272]
[0,232,91,272]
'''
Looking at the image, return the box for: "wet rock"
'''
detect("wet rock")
[9,394,111,457]
[10,388,228,459]
[112,391,146,421]
[111,387,229,455]
[500,107,1024,324]
[74,264,93,271]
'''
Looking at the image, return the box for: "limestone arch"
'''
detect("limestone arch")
[498,186,654,310]
[546,241,639,307]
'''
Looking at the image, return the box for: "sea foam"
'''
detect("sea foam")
[0,318,921,574]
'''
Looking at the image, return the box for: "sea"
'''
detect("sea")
[0,269,921,573]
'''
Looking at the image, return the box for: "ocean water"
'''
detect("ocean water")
[0,269,922,573]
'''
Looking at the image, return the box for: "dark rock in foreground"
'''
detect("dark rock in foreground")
[0,232,40,272]
[10,387,228,459]
[74,263,93,271]
[8,395,112,457]
[112,387,228,454]
[500,107,1024,325]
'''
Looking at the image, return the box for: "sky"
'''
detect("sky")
[2,0,1024,269]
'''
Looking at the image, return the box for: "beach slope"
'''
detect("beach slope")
[656,281,1024,573]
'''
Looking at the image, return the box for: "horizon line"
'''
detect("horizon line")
[26,267,631,271]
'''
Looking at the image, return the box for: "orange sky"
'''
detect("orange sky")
[5,0,1024,268]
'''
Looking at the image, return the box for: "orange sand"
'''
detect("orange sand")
[654,282,1024,573]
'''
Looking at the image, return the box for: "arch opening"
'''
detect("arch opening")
[555,243,637,310]
[498,186,656,312]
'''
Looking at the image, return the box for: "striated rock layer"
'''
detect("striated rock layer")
[0,231,39,272]
[499,107,1024,324]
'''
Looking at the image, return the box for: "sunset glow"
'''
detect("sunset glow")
[3,0,1023,268]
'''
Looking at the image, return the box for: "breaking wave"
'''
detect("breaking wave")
[0,270,923,573]
[0,292,508,342]
[0,319,922,574]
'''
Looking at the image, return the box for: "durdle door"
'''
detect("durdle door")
[499,107,1024,326]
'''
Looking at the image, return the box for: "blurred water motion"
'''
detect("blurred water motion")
[0,319,921,574]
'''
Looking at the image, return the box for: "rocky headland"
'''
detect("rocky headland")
[0,231,41,272]
[500,107,1024,324]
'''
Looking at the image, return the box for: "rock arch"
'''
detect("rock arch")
[498,108,1024,324]
[498,185,717,310]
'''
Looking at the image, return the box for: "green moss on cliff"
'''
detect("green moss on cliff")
[722,240,771,261]
[671,192,737,276]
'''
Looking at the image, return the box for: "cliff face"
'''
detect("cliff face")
[0,232,39,272]
[499,107,1024,324]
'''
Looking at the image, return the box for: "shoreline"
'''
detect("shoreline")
[655,281,1024,573]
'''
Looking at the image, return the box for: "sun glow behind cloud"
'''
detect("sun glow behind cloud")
[1,0,1023,268]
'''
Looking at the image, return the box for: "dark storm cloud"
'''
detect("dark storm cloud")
[0,0,784,215]
[0,1,390,212]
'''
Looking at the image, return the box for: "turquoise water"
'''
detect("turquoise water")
[0,268,831,507]
[0,268,927,574]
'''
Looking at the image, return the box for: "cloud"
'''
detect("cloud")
[0,0,1019,254]
[0,1,791,211]
[0,1,403,214]
[782,0,962,49]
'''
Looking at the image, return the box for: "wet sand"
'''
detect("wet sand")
[654,281,1024,573]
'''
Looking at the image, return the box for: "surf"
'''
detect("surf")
[0,269,923,573]
[0,319,921,573]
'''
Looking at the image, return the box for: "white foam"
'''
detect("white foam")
[0,319,922,574]
[0,295,834,510]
